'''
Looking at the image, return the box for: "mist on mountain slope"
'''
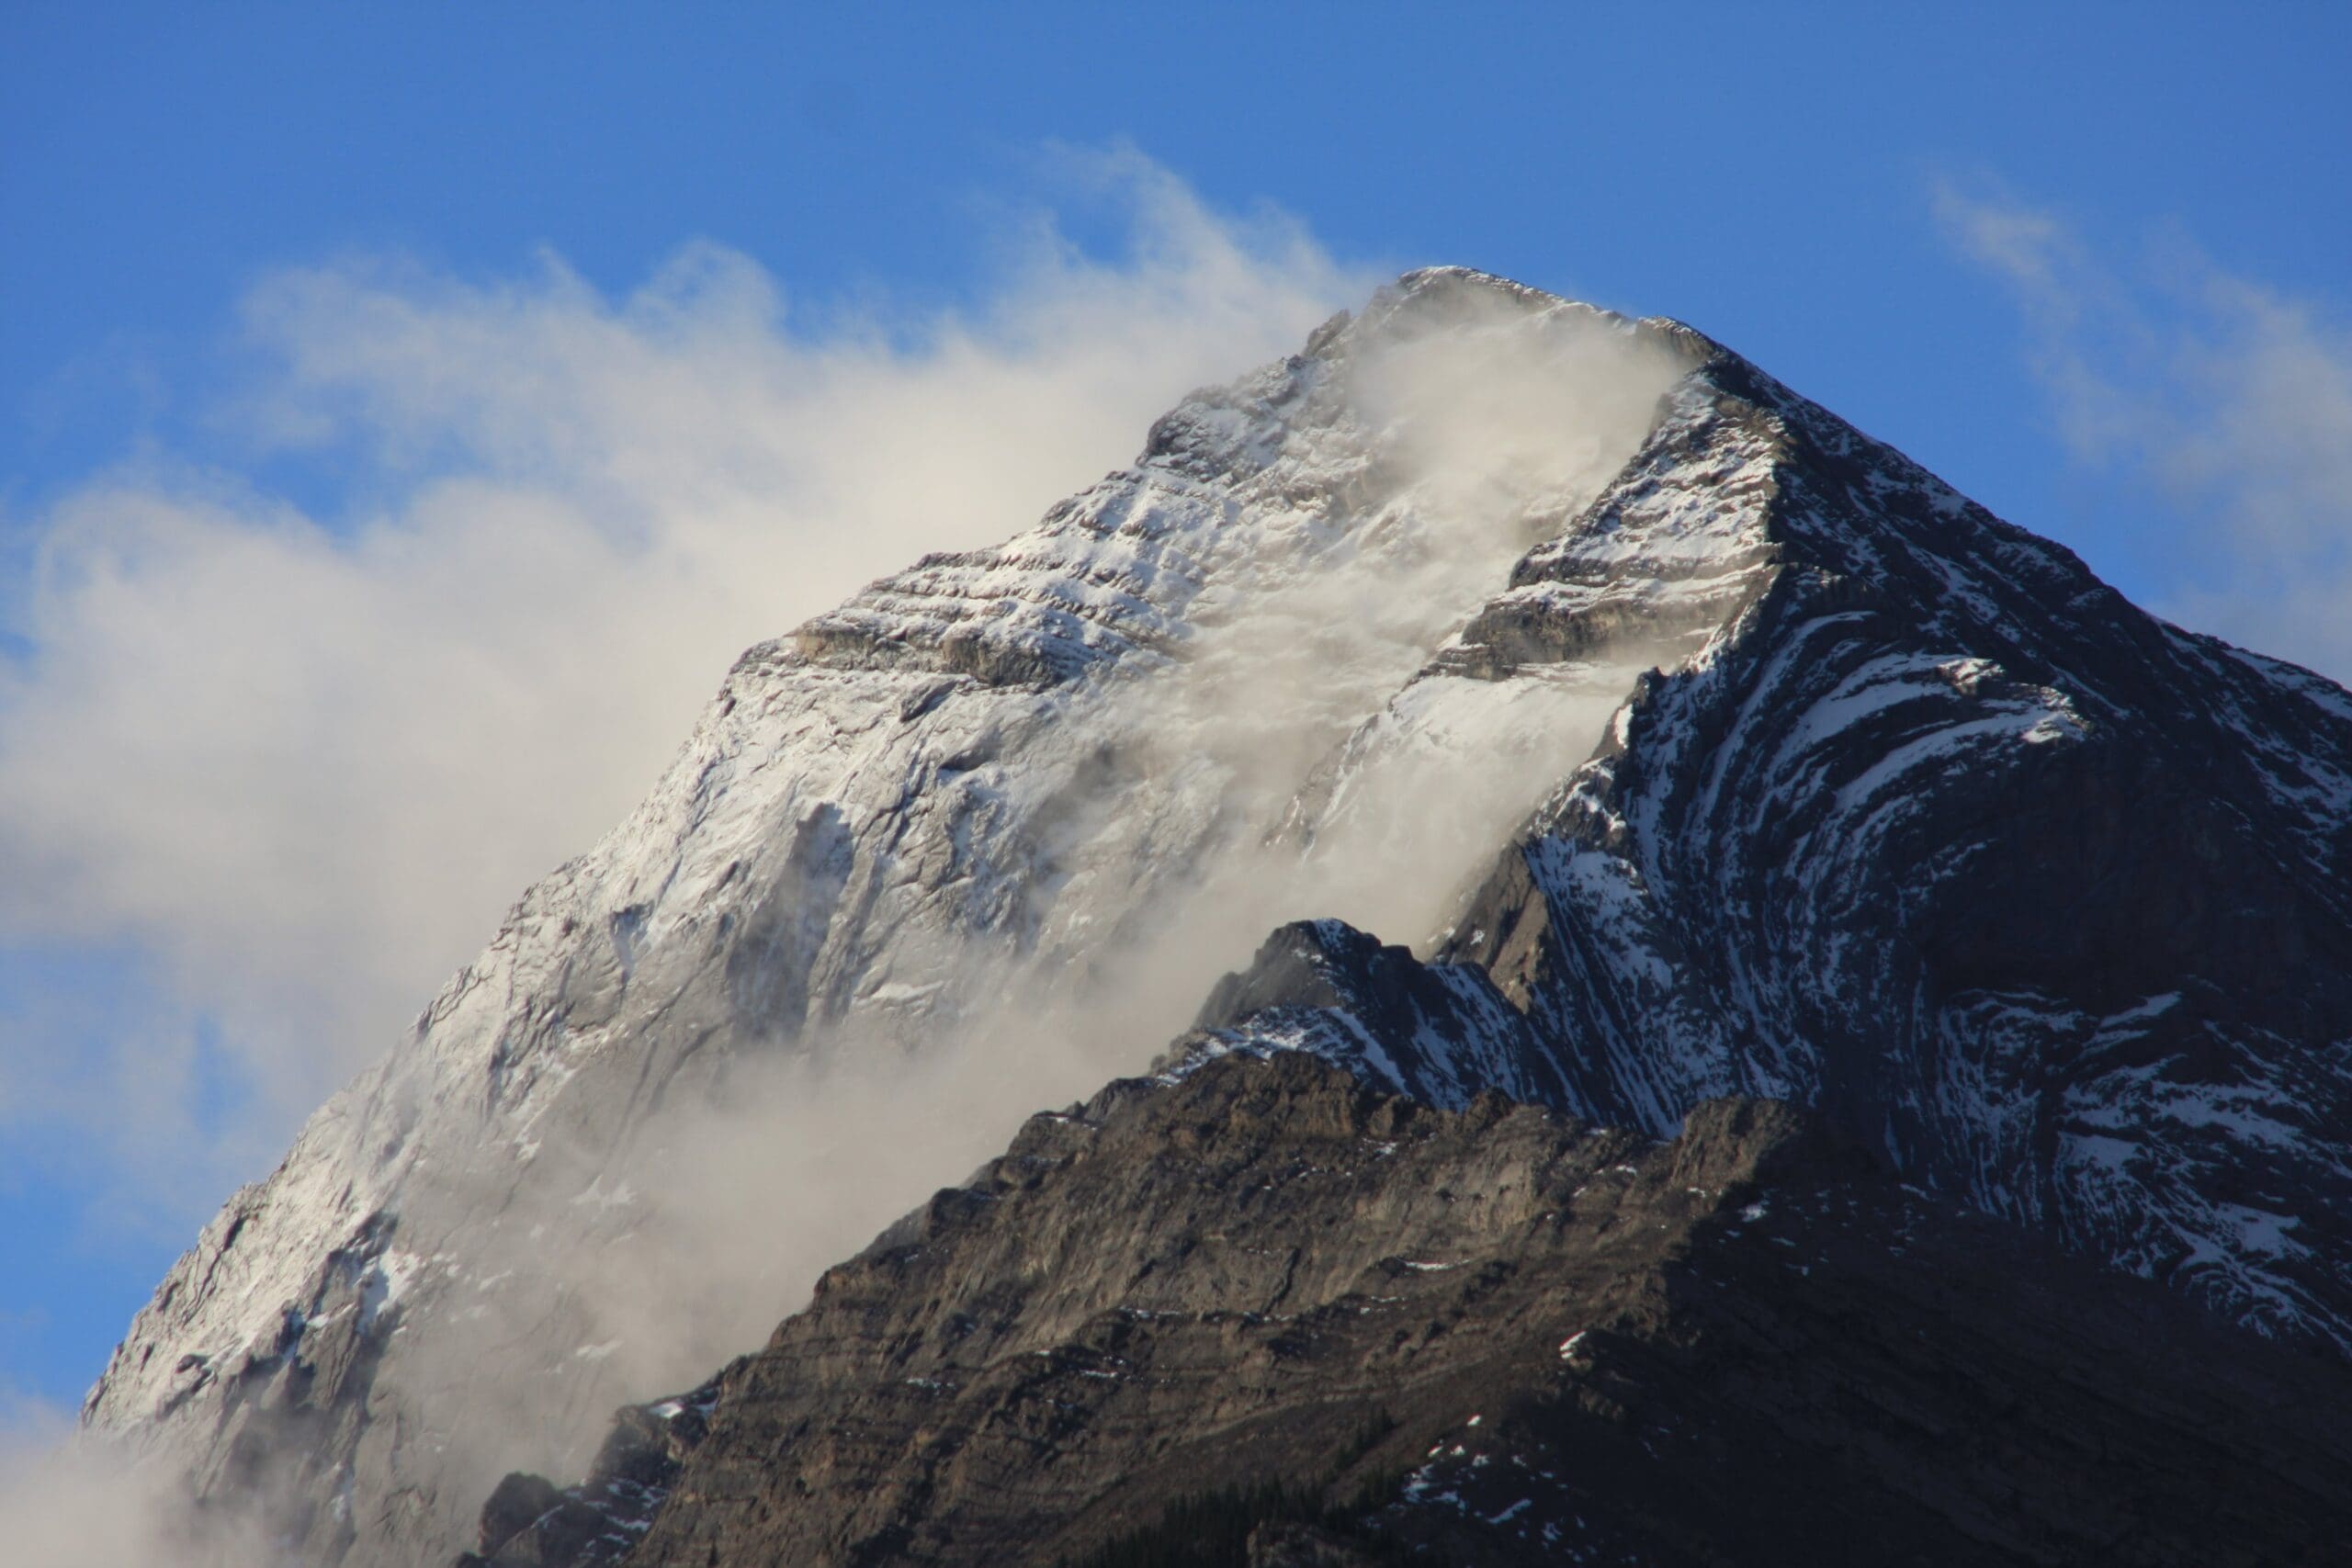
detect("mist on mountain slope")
[0,1409,277,1568]
[0,155,1355,1568]
[0,153,1364,1241]
[6,272,1691,1564]
[483,288,1691,1476]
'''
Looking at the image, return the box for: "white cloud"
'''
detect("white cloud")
[0,154,1370,1224]
[0,1392,283,1568]
[1935,181,2352,677]
[2,175,1698,1560]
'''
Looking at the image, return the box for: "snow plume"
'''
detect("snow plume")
[1935,181,2352,680]
[27,261,1697,1562]
[1053,288,1689,1038]
[530,286,1694,1421]
[0,152,1366,1235]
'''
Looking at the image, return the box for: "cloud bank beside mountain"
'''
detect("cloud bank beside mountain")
[0,156,1368,1230]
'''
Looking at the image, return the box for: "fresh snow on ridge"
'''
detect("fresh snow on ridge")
[80,269,1691,1568]
[82,265,2352,1568]
[1190,321,2352,1361]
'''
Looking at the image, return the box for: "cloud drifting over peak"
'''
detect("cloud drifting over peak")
[1934,180,2352,680]
[0,156,1369,1225]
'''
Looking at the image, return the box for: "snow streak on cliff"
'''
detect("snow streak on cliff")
[82,267,2352,1566]
[80,271,1688,1566]
[1187,326,2352,1357]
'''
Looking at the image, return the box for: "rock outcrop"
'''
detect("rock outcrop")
[1186,331,2352,1354]
[480,1054,2352,1567]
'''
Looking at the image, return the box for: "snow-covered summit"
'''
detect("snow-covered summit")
[83,266,2352,1565]
[80,268,1691,1566]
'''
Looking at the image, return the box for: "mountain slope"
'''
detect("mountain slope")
[82,266,2352,1564]
[1188,333,2352,1351]
[467,1053,2352,1568]
[79,271,1690,1566]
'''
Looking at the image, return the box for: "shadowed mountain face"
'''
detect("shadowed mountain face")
[467,1055,2352,1568]
[1186,334,2352,1354]
[85,268,2352,1564]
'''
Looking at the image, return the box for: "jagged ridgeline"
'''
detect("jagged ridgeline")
[84,269,2352,1567]
[467,1057,2352,1567]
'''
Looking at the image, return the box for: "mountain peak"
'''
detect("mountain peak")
[1185,278,2352,1356]
[79,265,2352,1565]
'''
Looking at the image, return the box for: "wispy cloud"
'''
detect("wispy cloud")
[0,1387,282,1567]
[0,162,1702,1562]
[1935,179,2352,678]
[0,152,1369,1233]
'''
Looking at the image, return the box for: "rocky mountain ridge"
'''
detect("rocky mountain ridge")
[465,1054,2352,1568]
[1182,329,2352,1352]
[81,266,2352,1564]
[83,269,1690,1566]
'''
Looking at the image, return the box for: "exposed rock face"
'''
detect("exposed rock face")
[1187,338,2352,1353]
[81,270,1693,1566]
[84,265,2352,1563]
[456,1380,719,1568]
[487,1054,2352,1568]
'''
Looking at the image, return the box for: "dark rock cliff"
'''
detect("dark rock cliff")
[1195,324,2352,1354]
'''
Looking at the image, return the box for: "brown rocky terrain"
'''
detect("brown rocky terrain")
[464,1051,2352,1567]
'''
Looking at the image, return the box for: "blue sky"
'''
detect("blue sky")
[3,3,2348,1411]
